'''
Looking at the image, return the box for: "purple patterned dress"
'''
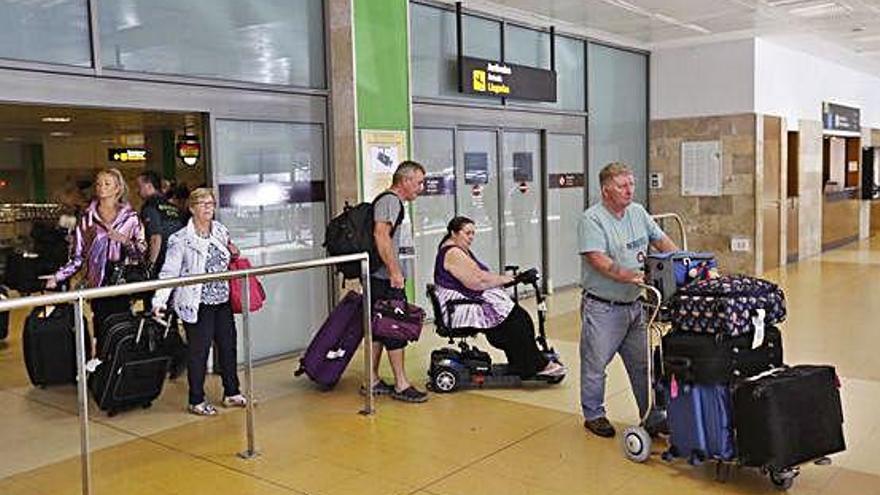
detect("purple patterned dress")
[433,244,513,329]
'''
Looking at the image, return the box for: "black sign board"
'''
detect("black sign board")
[460,56,557,102]
[218,181,326,208]
[108,148,147,162]
[422,175,455,196]
[823,102,860,133]
[464,152,489,185]
[513,152,534,182]
[548,173,585,189]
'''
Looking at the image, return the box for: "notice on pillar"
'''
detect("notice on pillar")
[360,129,408,201]
[681,140,722,197]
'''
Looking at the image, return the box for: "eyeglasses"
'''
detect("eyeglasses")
[191,201,216,208]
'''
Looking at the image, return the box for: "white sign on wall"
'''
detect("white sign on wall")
[681,140,722,196]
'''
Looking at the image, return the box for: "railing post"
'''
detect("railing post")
[238,273,259,459]
[359,257,375,415]
[74,296,93,495]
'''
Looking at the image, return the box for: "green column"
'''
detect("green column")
[29,144,46,202]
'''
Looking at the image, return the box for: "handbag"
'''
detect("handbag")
[229,256,266,314]
[103,260,150,286]
[372,299,425,341]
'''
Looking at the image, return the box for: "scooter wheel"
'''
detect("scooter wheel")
[432,368,459,393]
[621,426,652,463]
[547,375,565,385]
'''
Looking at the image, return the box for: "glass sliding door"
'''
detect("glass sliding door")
[412,128,456,309]
[214,119,328,359]
[500,131,542,273]
[456,129,500,272]
[546,133,586,290]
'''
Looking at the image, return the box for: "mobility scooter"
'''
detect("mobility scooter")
[425,267,565,393]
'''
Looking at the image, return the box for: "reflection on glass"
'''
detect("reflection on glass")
[0,0,91,66]
[98,0,325,87]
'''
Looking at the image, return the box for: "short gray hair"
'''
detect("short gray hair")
[392,160,426,185]
[599,162,633,187]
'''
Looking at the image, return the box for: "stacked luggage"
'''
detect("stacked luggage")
[657,266,845,489]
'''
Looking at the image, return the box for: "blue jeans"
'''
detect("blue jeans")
[579,293,649,421]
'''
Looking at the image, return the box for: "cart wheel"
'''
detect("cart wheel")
[432,368,459,393]
[621,426,652,463]
[770,470,795,491]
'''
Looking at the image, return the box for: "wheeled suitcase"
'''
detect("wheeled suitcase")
[733,365,845,470]
[646,251,716,302]
[89,315,171,415]
[294,291,364,389]
[662,326,783,384]
[666,382,736,463]
[23,304,91,386]
[669,274,786,336]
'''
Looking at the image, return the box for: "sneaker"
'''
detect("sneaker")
[584,417,616,438]
[391,386,429,403]
[222,394,248,408]
[359,379,395,396]
[188,402,218,416]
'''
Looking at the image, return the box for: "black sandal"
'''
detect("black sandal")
[391,386,428,403]
[359,379,395,396]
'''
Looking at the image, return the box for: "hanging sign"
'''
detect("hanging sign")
[548,173,585,189]
[460,56,557,102]
[177,135,201,166]
[822,102,860,134]
[108,148,147,162]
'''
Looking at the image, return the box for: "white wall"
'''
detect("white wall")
[650,39,755,120]
[754,38,880,130]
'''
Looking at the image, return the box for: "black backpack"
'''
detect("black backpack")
[324,192,404,279]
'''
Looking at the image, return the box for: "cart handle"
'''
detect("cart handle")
[650,213,688,251]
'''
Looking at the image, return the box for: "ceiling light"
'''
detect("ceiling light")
[3,137,22,142]
[764,0,817,6]
[654,13,712,34]
[789,2,853,18]
[41,116,71,123]
[50,131,73,137]
[603,0,651,17]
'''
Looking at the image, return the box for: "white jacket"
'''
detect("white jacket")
[152,219,232,323]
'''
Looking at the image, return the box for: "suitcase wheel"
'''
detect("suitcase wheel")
[769,469,797,491]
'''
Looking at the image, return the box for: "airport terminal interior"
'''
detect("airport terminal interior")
[1,0,880,494]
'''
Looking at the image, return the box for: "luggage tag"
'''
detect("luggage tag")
[751,308,766,349]
[326,348,346,360]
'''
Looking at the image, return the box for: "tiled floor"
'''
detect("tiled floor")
[2,237,880,494]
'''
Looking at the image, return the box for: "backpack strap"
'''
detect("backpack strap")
[373,191,405,237]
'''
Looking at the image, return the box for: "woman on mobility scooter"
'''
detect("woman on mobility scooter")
[432,216,566,380]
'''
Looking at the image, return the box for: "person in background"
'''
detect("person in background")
[47,168,146,344]
[152,188,246,416]
[577,162,677,438]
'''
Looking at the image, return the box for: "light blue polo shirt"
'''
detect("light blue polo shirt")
[578,202,664,303]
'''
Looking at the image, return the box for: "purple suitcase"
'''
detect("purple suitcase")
[294,291,364,389]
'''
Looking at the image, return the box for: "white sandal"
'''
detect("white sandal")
[222,394,248,408]
[188,401,218,416]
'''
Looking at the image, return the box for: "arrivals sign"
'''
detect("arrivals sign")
[108,148,147,162]
[822,102,860,133]
[460,56,556,102]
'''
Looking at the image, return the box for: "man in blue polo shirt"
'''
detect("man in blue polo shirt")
[578,162,677,438]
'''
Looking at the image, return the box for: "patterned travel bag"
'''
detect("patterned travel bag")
[668,275,786,336]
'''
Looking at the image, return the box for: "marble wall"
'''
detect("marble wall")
[649,114,758,275]
[328,0,358,215]
[797,119,824,259]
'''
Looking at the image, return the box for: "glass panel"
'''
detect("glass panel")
[410,3,501,102]
[412,128,456,310]
[588,43,647,204]
[214,119,328,358]
[555,36,585,111]
[0,0,91,66]
[500,131,542,273]
[505,25,549,69]
[457,129,500,272]
[98,0,325,87]
[546,134,585,290]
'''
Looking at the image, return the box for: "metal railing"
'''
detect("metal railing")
[0,252,374,495]
[651,212,688,250]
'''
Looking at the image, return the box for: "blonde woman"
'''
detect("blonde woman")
[48,168,146,341]
[152,188,246,416]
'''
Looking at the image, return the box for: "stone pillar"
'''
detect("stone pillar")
[797,119,823,259]
[327,0,359,216]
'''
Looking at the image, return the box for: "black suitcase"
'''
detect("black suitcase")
[0,286,8,340]
[662,326,783,384]
[23,304,91,386]
[733,365,845,470]
[89,315,171,415]
[5,251,50,294]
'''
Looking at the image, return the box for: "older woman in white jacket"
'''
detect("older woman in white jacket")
[152,187,246,416]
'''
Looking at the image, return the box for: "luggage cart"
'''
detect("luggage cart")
[619,213,831,491]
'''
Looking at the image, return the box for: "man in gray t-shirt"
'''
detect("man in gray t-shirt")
[369,161,427,403]
[577,162,677,438]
